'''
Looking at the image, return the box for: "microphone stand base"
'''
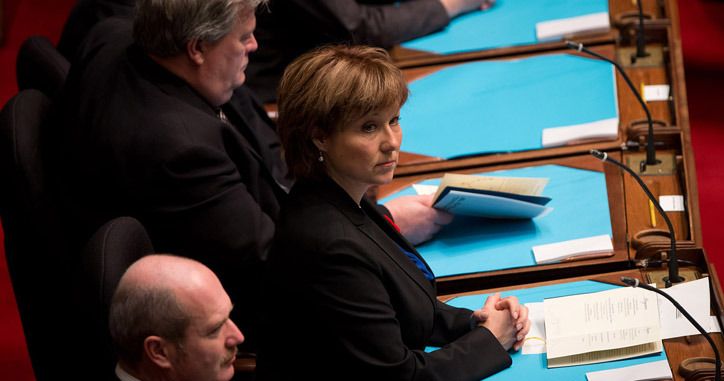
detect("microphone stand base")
[645,267,702,288]
[617,45,665,68]
[625,152,677,176]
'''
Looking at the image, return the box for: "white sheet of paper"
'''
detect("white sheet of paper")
[709,316,722,333]
[412,184,438,196]
[522,302,547,355]
[585,359,672,381]
[536,12,611,41]
[659,195,685,212]
[656,277,714,339]
[544,286,661,359]
[541,117,619,147]
[644,85,671,102]
[532,234,613,264]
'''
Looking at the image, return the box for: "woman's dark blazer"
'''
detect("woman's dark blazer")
[259,177,511,381]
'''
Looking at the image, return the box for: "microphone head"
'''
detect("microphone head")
[565,40,583,51]
[590,149,607,161]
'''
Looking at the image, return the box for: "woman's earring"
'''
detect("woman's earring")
[318,151,324,162]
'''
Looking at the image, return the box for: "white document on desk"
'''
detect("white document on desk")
[536,12,611,41]
[522,302,546,355]
[655,277,719,339]
[532,234,613,264]
[585,359,672,381]
[544,286,662,367]
[541,117,619,147]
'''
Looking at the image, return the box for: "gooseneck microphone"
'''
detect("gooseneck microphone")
[591,149,682,285]
[566,41,658,172]
[621,276,721,381]
[633,0,650,62]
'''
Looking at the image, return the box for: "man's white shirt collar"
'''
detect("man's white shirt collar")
[116,364,143,381]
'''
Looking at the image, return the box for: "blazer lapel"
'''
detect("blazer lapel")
[317,179,437,305]
[357,220,437,303]
[360,201,437,299]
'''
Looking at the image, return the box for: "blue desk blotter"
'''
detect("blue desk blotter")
[400,54,618,159]
[381,165,613,277]
[402,0,609,55]
[442,281,667,380]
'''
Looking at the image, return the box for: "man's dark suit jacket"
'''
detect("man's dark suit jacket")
[53,18,289,347]
[246,0,450,102]
[258,177,511,381]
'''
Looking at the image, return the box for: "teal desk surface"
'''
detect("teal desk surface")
[400,54,618,159]
[438,280,668,380]
[402,0,609,55]
[380,165,613,278]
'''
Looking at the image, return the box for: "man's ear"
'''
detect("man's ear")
[311,129,327,152]
[144,336,174,369]
[186,38,205,66]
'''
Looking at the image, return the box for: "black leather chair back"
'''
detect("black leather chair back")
[16,36,70,98]
[78,216,154,381]
[0,89,66,381]
[82,216,154,316]
[57,0,136,60]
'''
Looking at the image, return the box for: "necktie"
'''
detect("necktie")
[217,108,231,125]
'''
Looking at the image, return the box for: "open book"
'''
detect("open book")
[543,286,662,368]
[431,173,553,219]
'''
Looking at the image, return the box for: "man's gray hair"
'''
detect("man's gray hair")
[133,0,266,57]
[108,283,190,365]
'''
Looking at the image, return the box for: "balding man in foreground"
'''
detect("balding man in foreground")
[109,255,244,381]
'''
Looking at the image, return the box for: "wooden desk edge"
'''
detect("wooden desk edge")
[438,265,724,381]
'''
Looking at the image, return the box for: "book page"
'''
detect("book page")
[433,173,548,201]
[544,287,661,361]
